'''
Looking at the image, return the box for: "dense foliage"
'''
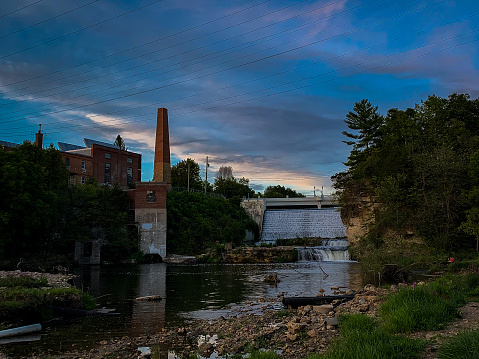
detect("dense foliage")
[171,158,204,191]
[263,185,305,198]
[0,142,137,265]
[333,93,479,252]
[167,191,258,255]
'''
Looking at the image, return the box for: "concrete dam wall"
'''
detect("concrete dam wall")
[261,208,346,243]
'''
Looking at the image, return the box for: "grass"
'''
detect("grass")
[306,314,425,359]
[379,284,461,333]
[249,350,281,359]
[273,309,290,319]
[0,283,96,325]
[0,274,48,288]
[438,329,479,359]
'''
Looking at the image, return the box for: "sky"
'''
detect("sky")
[0,0,478,195]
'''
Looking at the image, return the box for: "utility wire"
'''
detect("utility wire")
[0,0,167,60]
[0,0,380,114]
[0,0,453,123]
[0,0,278,87]
[0,0,44,20]
[0,0,101,39]
[2,28,476,137]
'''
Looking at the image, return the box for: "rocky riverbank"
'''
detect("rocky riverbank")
[2,277,479,359]
[5,284,386,359]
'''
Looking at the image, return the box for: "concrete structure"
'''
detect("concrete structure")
[74,240,101,265]
[58,138,141,187]
[241,195,336,238]
[128,108,171,259]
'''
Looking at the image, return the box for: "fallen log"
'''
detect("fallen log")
[282,294,355,309]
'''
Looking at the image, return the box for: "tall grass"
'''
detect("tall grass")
[379,284,461,333]
[438,329,479,359]
[307,314,425,359]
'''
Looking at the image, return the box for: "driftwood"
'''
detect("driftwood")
[282,294,355,309]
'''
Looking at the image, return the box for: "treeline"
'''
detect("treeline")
[334,93,479,253]
[0,142,137,266]
[171,160,304,199]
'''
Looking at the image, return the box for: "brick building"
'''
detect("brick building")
[58,139,141,187]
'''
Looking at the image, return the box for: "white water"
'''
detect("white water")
[261,208,346,243]
[296,240,351,262]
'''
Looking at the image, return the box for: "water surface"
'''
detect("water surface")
[1,262,361,357]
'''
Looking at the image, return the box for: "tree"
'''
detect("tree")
[263,185,304,198]
[114,135,126,150]
[0,142,69,258]
[167,191,257,255]
[171,158,203,190]
[342,99,383,151]
[214,177,254,199]
[460,150,479,251]
[217,166,233,180]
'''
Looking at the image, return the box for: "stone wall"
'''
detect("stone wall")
[74,240,101,265]
[222,246,297,263]
[340,196,377,244]
[240,198,265,235]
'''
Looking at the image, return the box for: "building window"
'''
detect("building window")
[81,161,86,173]
[105,163,111,184]
[65,157,70,169]
[127,167,133,186]
[127,158,133,163]
[146,190,156,202]
[81,176,86,184]
[105,153,111,159]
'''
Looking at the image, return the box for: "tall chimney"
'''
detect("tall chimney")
[153,108,171,185]
[34,124,43,149]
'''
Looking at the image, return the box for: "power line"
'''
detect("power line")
[0,0,167,60]
[0,0,451,123]
[0,0,379,114]
[2,28,476,138]
[0,0,101,39]
[0,0,45,20]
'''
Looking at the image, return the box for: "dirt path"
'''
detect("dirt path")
[410,302,479,358]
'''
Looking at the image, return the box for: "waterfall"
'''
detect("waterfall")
[296,240,351,262]
[261,208,346,243]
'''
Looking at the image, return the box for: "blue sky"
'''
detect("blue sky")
[0,0,478,194]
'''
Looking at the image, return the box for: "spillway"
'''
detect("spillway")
[261,208,346,243]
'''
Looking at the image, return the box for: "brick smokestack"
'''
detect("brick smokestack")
[153,108,171,185]
[34,124,43,149]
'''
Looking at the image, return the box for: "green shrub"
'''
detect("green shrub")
[438,329,479,359]
[379,284,460,333]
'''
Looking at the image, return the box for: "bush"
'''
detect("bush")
[438,329,479,359]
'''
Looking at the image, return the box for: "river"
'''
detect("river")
[2,261,362,357]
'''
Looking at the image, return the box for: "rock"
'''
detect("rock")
[326,317,339,327]
[345,289,355,295]
[313,304,333,314]
[307,329,318,338]
[286,333,298,341]
[198,342,214,357]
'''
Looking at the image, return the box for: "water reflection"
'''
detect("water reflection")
[131,264,166,335]
[1,262,361,357]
